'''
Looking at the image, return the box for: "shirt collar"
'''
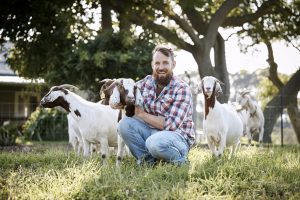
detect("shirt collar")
[151,75,176,89]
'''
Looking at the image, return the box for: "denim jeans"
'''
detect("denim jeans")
[118,116,190,166]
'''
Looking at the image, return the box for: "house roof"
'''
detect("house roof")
[0,47,44,85]
[0,61,15,76]
[0,64,44,85]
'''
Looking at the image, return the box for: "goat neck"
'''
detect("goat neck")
[247,99,257,117]
[64,92,91,118]
[203,81,217,120]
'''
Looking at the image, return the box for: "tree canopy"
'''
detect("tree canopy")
[0,0,154,98]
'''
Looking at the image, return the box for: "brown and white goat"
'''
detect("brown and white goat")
[99,78,143,117]
[199,76,243,158]
[99,79,116,105]
[40,84,125,166]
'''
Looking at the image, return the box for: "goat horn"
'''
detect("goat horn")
[58,84,79,90]
[240,89,250,96]
[99,78,115,86]
[105,81,117,93]
[216,80,224,85]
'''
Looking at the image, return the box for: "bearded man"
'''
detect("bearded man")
[117,44,195,166]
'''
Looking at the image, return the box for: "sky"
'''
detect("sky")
[174,36,300,76]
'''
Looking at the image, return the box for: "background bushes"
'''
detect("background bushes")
[23,108,68,141]
[0,121,20,146]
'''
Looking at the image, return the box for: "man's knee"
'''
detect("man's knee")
[146,134,164,155]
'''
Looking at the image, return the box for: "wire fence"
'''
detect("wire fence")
[0,100,298,144]
[0,102,68,141]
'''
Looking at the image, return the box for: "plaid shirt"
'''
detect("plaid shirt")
[136,75,195,146]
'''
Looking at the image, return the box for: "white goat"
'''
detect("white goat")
[236,89,265,146]
[200,76,243,158]
[40,84,125,166]
[67,113,82,155]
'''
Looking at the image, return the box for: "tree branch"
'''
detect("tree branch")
[150,1,201,48]
[222,0,277,27]
[206,0,241,49]
[147,22,194,52]
[264,41,284,89]
[166,12,201,46]
[178,0,207,35]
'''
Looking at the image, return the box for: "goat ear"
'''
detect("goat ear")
[99,90,105,99]
[215,82,223,97]
[109,87,121,107]
[135,87,143,106]
[213,78,223,97]
[197,81,203,94]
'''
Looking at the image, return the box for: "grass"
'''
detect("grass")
[0,142,299,200]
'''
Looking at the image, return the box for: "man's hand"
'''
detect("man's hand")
[110,103,124,110]
[134,106,165,130]
[134,106,145,118]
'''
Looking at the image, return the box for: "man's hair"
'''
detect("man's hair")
[152,45,175,61]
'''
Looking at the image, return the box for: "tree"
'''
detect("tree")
[0,0,154,99]
[109,0,287,103]
[112,0,300,143]
[232,1,300,143]
[262,42,300,143]
[109,0,300,143]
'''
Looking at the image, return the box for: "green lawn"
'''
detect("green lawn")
[0,143,299,199]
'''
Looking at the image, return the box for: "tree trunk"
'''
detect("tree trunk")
[263,41,300,143]
[286,98,300,143]
[214,33,230,103]
[101,0,112,30]
[263,69,300,143]
[192,37,230,103]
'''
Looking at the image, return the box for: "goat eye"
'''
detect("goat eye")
[125,90,129,95]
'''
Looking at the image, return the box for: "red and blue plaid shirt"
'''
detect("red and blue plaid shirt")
[136,75,195,145]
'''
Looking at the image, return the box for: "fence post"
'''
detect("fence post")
[280,92,284,147]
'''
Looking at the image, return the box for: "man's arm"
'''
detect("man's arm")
[134,106,165,130]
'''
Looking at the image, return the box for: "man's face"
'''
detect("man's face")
[152,51,175,86]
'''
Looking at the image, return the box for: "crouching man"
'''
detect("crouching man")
[116,44,195,166]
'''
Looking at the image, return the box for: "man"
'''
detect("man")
[117,44,195,166]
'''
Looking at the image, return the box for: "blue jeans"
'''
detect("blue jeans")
[118,116,190,166]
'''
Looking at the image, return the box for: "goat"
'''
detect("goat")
[236,89,265,146]
[98,78,143,164]
[99,78,116,105]
[65,87,98,156]
[107,78,143,116]
[99,78,132,165]
[199,76,243,158]
[40,84,124,166]
[67,113,82,155]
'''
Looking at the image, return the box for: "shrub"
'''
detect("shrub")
[0,121,20,146]
[23,108,68,141]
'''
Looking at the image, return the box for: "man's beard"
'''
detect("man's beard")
[153,70,173,86]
